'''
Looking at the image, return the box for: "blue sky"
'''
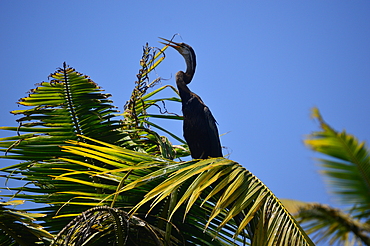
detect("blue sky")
[1,0,370,242]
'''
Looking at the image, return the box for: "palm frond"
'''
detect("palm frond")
[282,199,370,246]
[0,200,53,246]
[56,136,314,245]
[0,62,121,161]
[305,107,370,218]
[0,63,124,232]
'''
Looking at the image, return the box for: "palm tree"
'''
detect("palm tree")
[0,42,314,245]
[283,108,370,245]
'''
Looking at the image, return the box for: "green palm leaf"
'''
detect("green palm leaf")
[0,62,121,161]
[281,107,370,245]
[0,63,124,232]
[305,108,370,217]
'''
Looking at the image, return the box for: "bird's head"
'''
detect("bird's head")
[160,37,196,84]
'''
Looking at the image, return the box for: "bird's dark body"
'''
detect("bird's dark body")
[160,38,223,159]
[180,90,222,159]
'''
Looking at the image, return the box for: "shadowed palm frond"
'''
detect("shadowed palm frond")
[0,200,53,246]
[282,199,370,246]
[51,206,179,246]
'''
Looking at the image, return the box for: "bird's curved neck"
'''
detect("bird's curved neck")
[184,57,195,84]
[176,71,192,100]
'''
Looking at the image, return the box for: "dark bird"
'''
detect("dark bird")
[160,38,222,159]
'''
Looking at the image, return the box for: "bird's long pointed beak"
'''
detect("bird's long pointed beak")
[159,37,181,49]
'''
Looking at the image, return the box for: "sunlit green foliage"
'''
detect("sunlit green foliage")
[0,42,313,245]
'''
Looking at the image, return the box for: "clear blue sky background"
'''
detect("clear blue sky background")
[1,1,370,243]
